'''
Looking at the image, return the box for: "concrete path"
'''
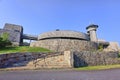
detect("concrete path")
[0,69,120,80]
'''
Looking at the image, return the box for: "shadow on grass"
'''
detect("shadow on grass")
[0,47,19,54]
[0,47,18,50]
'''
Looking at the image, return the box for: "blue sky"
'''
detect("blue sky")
[0,0,120,44]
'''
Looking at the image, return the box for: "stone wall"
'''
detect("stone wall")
[30,39,98,52]
[38,30,89,40]
[0,29,21,46]
[0,23,23,46]
[104,42,120,52]
[0,51,73,69]
[0,51,120,69]
[73,51,120,67]
[4,23,23,33]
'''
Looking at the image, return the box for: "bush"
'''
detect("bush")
[0,32,12,48]
[98,44,103,51]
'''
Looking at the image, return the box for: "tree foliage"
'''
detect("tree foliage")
[0,32,12,48]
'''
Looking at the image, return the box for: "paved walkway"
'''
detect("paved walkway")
[0,69,120,80]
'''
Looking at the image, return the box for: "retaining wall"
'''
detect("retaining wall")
[0,51,73,69]
[0,51,120,69]
[74,51,120,67]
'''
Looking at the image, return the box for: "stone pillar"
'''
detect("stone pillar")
[86,24,98,42]
[64,51,74,68]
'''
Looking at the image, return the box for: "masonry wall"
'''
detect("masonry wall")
[0,23,24,46]
[0,51,73,69]
[0,29,21,46]
[4,23,23,33]
[73,51,120,67]
[0,51,120,69]
[103,42,120,52]
[30,39,98,52]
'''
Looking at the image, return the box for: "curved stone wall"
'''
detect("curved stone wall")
[38,30,89,40]
[30,39,98,52]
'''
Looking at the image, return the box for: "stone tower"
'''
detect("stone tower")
[0,23,23,46]
[86,24,98,42]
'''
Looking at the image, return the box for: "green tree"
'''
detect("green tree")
[1,32,9,41]
[0,32,12,47]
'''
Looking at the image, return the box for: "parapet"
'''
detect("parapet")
[4,23,23,33]
[38,30,89,41]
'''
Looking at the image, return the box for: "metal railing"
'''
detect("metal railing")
[22,34,38,40]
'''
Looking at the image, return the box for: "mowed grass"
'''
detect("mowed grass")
[75,64,120,70]
[0,46,52,54]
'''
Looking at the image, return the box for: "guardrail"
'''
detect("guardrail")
[22,34,38,40]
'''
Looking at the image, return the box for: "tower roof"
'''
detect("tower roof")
[86,24,98,30]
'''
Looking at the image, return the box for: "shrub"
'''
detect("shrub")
[98,44,103,51]
[0,32,12,48]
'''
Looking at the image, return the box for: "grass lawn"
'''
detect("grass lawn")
[75,64,120,70]
[0,46,52,54]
